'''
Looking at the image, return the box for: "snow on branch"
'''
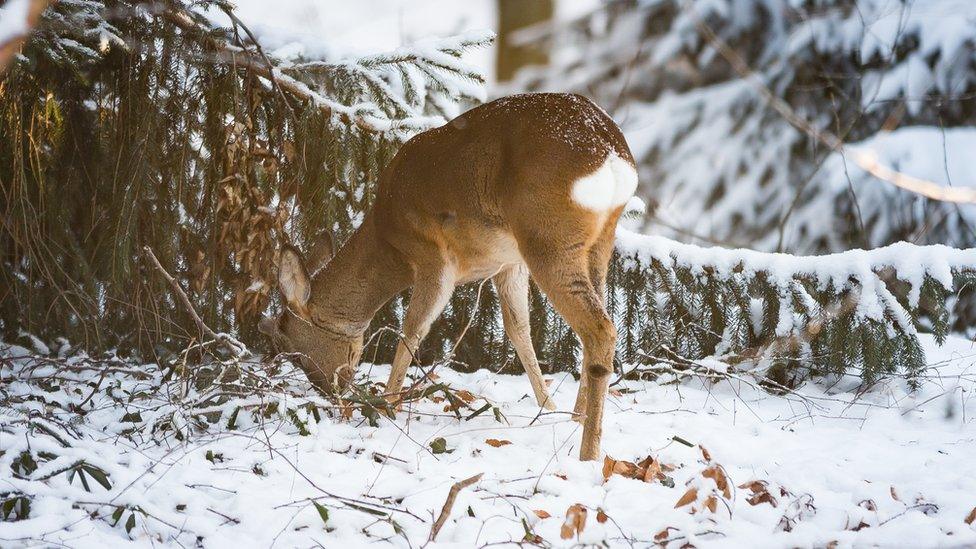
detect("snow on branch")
[511,0,976,254]
[611,228,976,385]
[689,8,976,205]
[2,0,125,71]
[163,8,491,134]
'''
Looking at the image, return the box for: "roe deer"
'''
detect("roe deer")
[259,93,637,460]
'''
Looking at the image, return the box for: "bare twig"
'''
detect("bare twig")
[427,473,483,543]
[142,245,249,357]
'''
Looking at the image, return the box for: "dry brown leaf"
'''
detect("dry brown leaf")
[596,509,608,524]
[455,390,477,404]
[965,506,976,525]
[532,509,551,519]
[859,499,876,512]
[748,491,778,507]
[675,487,698,509]
[699,445,712,462]
[339,401,354,420]
[613,460,641,479]
[740,480,778,507]
[603,454,672,484]
[890,486,901,501]
[602,456,640,481]
[704,495,718,513]
[554,473,568,481]
[609,388,623,397]
[560,504,587,540]
[702,466,731,499]
[602,456,616,481]
[640,456,664,483]
[485,438,512,448]
[654,527,676,542]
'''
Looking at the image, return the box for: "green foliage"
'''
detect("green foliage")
[429,437,452,455]
[313,501,331,529]
[591,251,972,387]
[0,493,31,522]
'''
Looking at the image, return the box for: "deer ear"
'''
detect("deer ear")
[278,245,311,318]
[306,230,334,276]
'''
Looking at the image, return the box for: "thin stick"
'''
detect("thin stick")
[427,473,483,543]
[142,246,249,357]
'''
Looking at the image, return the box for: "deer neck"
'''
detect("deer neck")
[307,217,411,335]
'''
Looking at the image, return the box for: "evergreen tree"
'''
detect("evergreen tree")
[0,0,491,357]
[511,0,976,255]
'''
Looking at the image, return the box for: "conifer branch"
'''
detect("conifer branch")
[687,2,976,205]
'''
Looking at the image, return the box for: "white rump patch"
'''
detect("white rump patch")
[571,154,638,211]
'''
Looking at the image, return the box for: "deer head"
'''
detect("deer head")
[258,235,364,394]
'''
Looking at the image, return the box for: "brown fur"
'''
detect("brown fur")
[265,93,636,461]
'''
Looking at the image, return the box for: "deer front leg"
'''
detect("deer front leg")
[573,368,590,420]
[384,268,455,402]
[494,264,556,411]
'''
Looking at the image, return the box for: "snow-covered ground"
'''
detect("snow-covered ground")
[2,334,975,547]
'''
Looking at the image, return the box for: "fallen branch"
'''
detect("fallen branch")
[427,472,483,543]
[142,245,249,358]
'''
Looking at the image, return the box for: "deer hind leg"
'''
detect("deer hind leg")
[523,247,617,461]
[494,264,556,411]
[574,209,622,417]
[384,267,455,402]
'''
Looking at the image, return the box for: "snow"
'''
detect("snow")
[3,334,976,547]
[616,225,975,325]
[511,0,976,255]
[214,0,597,84]
[205,0,496,81]
[0,0,29,46]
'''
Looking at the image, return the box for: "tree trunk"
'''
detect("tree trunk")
[496,0,553,82]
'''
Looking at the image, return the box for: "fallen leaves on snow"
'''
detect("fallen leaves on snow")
[602,454,676,485]
[560,503,588,540]
[484,438,511,448]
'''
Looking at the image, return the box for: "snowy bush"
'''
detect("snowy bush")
[610,228,976,386]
